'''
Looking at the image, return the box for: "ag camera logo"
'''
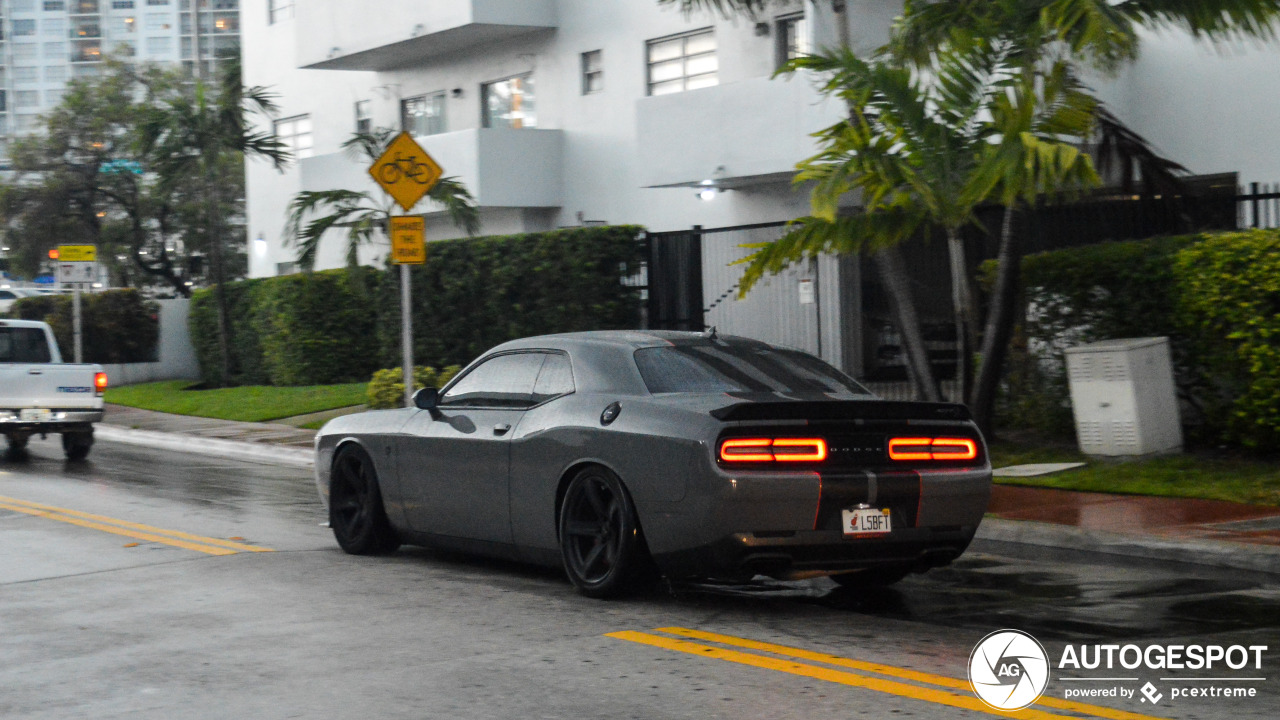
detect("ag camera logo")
[969,629,1051,710]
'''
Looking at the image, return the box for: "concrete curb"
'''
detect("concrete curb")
[975,517,1280,576]
[95,425,314,469]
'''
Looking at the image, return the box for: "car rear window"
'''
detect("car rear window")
[634,344,871,395]
[0,327,53,363]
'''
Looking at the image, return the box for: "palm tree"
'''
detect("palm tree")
[140,58,290,387]
[283,127,479,271]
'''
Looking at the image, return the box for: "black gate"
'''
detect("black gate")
[644,228,704,331]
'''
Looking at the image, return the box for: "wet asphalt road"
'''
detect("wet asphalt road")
[1,436,1277,719]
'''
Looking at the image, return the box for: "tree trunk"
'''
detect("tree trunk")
[972,204,1021,436]
[207,170,233,387]
[874,245,940,402]
[945,227,978,404]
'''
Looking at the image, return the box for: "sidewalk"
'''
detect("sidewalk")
[97,404,1280,574]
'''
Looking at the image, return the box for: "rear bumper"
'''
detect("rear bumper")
[653,525,979,580]
[0,410,103,434]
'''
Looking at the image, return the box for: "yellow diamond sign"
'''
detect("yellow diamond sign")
[368,131,444,212]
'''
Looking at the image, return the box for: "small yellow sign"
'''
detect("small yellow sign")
[390,216,426,265]
[57,245,97,262]
[368,132,444,213]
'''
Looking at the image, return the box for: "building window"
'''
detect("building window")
[12,0,35,11]
[274,114,312,159]
[112,1,135,7]
[581,50,603,95]
[43,1,67,10]
[14,91,39,109]
[646,28,717,96]
[147,36,171,55]
[14,67,38,83]
[776,13,808,68]
[42,18,67,36]
[481,74,535,129]
[276,261,299,276]
[44,41,67,59]
[145,14,169,31]
[44,65,66,82]
[268,0,293,24]
[13,21,37,37]
[146,0,169,5]
[13,44,38,61]
[354,99,371,134]
[401,93,445,137]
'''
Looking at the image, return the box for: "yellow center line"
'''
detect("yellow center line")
[608,629,1172,720]
[657,627,1166,720]
[0,494,274,555]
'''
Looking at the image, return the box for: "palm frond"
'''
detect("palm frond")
[427,177,481,236]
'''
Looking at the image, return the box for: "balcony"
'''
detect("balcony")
[634,75,845,189]
[297,0,556,71]
[300,128,563,209]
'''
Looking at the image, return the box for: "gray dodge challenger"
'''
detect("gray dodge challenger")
[315,330,992,597]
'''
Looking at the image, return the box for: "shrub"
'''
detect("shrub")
[367,365,462,409]
[1174,230,1280,450]
[10,289,159,363]
[191,226,644,386]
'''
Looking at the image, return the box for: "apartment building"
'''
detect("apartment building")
[0,0,240,160]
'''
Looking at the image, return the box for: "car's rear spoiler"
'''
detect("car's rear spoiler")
[710,400,971,423]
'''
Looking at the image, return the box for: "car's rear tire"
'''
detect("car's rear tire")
[830,565,912,589]
[329,444,400,555]
[62,430,93,461]
[559,466,650,599]
[4,433,29,460]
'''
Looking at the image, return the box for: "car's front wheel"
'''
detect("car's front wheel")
[559,466,650,598]
[329,444,400,555]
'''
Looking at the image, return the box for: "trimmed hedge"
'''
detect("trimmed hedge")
[1003,229,1280,450]
[191,225,645,387]
[366,365,462,409]
[9,289,159,363]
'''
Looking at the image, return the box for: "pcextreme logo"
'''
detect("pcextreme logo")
[968,629,1051,710]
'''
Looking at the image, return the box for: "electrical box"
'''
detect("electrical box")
[1064,337,1182,456]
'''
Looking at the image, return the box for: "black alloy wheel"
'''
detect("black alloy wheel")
[62,431,93,461]
[3,434,29,461]
[558,466,649,598]
[329,445,400,555]
[830,564,913,589]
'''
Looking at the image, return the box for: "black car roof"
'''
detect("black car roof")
[496,330,771,352]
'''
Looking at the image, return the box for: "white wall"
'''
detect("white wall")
[1092,27,1280,186]
[100,298,200,386]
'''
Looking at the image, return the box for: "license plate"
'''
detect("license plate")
[19,408,51,422]
[842,507,892,535]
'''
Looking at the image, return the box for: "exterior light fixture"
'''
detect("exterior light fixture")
[254,233,268,254]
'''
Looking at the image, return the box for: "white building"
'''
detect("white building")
[0,0,240,161]
[241,1,1280,377]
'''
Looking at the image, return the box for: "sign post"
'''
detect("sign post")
[56,245,98,364]
[368,133,443,407]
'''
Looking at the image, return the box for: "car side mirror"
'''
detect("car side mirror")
[413,387,439,411]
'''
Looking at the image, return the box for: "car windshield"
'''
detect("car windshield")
[0,327,53,363]
[634,344,871,396]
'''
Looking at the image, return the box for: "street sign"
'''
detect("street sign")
[57,262,97,284]
[368,132,444,212]
[57,245,97,262]
[390,216,426,264]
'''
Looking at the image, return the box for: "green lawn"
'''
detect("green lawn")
[989,441,1280,506]
[105,380,367,423]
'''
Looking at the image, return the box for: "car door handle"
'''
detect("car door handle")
[27,369,42,375]
[493,423,511,436]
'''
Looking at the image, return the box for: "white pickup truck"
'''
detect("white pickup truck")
[0,319,106,460]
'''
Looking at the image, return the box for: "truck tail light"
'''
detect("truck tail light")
[889,436,978,462]
[719,437,827,463]
[94,372,108,395]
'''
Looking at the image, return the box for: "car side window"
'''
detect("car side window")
[439,352,546,408]
[531,352,574,404]
[0,291,15,299]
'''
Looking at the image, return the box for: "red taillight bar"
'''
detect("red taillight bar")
[889,436,978,462]
[719,437,828,463]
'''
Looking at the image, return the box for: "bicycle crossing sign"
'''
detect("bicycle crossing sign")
[368,131,444,212]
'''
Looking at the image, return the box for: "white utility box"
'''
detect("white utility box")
[1064,337,1182,456]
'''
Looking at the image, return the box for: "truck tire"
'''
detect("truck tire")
[62,430,94,461]
[4,433,29,460]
